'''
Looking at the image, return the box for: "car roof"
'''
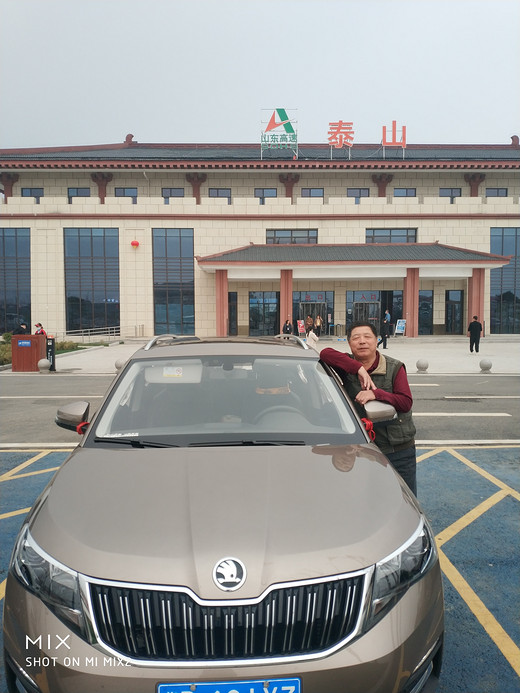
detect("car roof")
[128,335,319,361]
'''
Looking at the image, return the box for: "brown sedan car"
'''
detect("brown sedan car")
[3,336,443,693]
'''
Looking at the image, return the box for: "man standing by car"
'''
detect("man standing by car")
[320,321,417,494]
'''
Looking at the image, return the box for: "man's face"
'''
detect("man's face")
[348,326,378,360]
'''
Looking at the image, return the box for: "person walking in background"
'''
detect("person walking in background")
[380,318,390,349]
[468,315,483,353]
[305,314,314,336]
[384,308,392,336]
[13,322,28,335]
[282,318,293,335]
[314,314,323,338]
[34,322,47,336]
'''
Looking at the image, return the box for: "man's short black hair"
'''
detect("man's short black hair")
[347,321,378,340]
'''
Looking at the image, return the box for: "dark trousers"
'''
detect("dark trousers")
[470,337,480,353]
[386,446,417,495]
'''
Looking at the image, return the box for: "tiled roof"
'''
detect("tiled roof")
[198,243,510,264]
[1,139,519,166]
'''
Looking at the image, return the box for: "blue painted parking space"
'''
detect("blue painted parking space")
[1,447,519,693]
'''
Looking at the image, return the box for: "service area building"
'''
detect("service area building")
[1,133,519,339]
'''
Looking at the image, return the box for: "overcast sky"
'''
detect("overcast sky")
[0,0,519,149]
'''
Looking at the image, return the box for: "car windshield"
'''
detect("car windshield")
[91,355,361,446]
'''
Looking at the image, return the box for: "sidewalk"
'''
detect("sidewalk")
[317,335,520,376]
[29,334,520,376]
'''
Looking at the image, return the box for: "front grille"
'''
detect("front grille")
[89,574,366,662]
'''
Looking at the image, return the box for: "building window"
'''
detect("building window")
[266,229,318,244]
[115,187,138,204]
[68,187,91,204]
[162,187,185,204]
[490,227,520,334]
[249,291,279,336]
[209,188,231,204]
[347,188,369,204]
[394,188,416,197]
[153,228,194,335]
[439,187,461,204]
[21,188,44,204]
[486,188,508,197]
[64,228,120,332]
[301,188,324,199]
[255,188,277,205]
[228,291,238,335]
[0,228,31,333]
[366,228,417,243]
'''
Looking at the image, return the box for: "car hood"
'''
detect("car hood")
[30,444,420,599]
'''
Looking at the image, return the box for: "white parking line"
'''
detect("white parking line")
[0,395,104,399]
[443,395,520,399]
[414,412,512,417]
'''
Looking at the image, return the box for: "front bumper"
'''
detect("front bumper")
[4,571,443,693]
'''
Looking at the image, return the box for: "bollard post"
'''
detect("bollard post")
[38,358,51,374]
[479,359,492,373]
[416,359,429,373]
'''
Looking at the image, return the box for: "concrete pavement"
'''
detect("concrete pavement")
[2,334,519,376]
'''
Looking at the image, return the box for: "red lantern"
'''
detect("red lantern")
[131,240,139,248]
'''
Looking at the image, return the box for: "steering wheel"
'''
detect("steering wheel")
[253,405,304,424]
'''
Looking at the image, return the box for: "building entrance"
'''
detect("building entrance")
[445,290,464,334]
[298,302,327,335]
[353,301,381,332]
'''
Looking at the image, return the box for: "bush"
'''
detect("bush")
[0,343,11,365]
[2,332,13,344]
[55,341,80,353]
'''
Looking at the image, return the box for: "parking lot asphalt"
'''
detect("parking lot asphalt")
[1,335,519,692]
[0,445,519,693]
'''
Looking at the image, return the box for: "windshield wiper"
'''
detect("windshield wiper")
[94,437,179,448]
[188,440,306,447]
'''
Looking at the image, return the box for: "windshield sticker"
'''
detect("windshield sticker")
[104,432,139,437]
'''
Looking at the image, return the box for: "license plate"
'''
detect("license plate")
[157,678,301,693]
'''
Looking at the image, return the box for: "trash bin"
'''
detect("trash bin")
[11,335,47,372]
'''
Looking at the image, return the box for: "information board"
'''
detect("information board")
[394,319,406,335]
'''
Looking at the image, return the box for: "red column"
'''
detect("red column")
[278,173,300,203]
[403,268,419,337]
[279,269,293,333]
[371,173,393,197]
[0,173,19,202]
[215,269,229,336]
[186,173,207,204]
[467,268,485,329]
[91,173,113,204]
[464,173,486,197]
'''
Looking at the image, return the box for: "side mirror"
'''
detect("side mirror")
[55,401,90,434]
[363,400,397,424]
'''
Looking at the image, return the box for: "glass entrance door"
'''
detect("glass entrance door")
[445,290,464,334]
[353,301,380,332]
[298,302,327,335]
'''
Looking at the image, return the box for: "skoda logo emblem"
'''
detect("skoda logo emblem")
[213,557,247,591]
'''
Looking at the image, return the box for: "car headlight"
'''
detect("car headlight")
[366,518,437,629]
[10,526,87,638]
